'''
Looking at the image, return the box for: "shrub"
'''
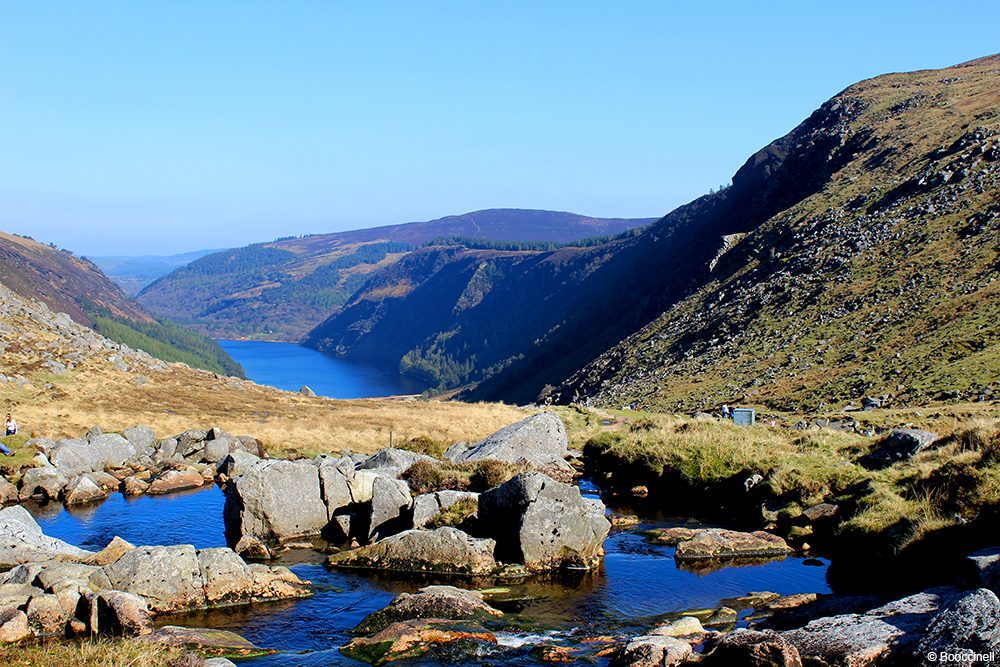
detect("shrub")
[469,459,527,492]
[428,497,479,528]
[401,460,471,494]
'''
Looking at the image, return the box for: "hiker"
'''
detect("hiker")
[721,404,731,419]
[0,413,15,456]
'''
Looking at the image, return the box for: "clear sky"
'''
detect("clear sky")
[1,2,998,256]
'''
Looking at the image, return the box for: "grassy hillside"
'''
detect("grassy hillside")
[0,231,244,378]
[304,56,999,409]
[556,54,1000,412]
[136,209,654,341]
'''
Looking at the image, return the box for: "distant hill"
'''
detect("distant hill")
[136,209,655,341]
[91,249,221,296]
[306,55,1000,410]
[0,231,243,378]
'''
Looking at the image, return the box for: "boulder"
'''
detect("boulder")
[859,428,938,469]
[96,590,153,636]
[611,635,692,667]
[446,413,574,477]
[316,455,376,515]
[782,587,961,666]
[102,545,208,613]
[0,478,20,505]
[327,527,499,576]
[122,426,157,453]
[0,608,30,643]
[299,386,317,397]
[138,625,264,654]
[650,616,705,639]
[341,618,496,666]
[369,476,412,541]
[146,469,204,495]
[916,588,1000,662]
[354,585,503,635]
[87,433,137,469]
[0,506,92,566]
[701,629,802,666]
[673,529,792,561]
[86,470,122,491]
[174,430,208,459]
[216,451,261,480]
[246,563,312,601]
[64,475,108,505]
[967,547,1000,595]
[47,438,103,477]
[198,547,257,607]
[358,448,437,475]
[478,472,610,571]
[412,491,479,529]
[87,536,136,566]
[18,466,69,502]
[25,592,67,635]
[121,476,150,496]
[223,459,328,545]
[234,535,276,560]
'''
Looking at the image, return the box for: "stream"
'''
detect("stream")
[25,484,831,665]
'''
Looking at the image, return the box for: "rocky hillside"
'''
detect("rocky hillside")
[308,56,999,408]
[555,54,1000,412]
[136,209,654,341]
[0,232,242,376]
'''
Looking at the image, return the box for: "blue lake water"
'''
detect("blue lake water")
[29,486,832,666]
[219,340,426,399]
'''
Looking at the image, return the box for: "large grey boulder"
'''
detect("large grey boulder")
[48,434,135,477]
[612,634,692,667]
[95,590,153,636]
[782,587,962,666]
[327,527,499,576]
[859,428,938,469]
[315,455,376,515]
[446,413,574,476]
[0,506,92,566]
[18,466,69,502]
[358,448,437,475]
[216,450,261,479]
[0,478,21,506]
[478,472,610,571]
[369,476,412,541]
[102,545,208,613]
[64,476,108,505]
[412,491,479,529]
[916,588,1000,663]
[223,459,329,546]
[122,426,156,454]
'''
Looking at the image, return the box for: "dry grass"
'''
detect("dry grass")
[0,638,198,667]
[0,351,532,458]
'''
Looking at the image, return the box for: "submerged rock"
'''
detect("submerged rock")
[342,618,497,666]
[611,634,692,667]
[327,527,499,576]
[138,625,268,657]
[478,472,610,571]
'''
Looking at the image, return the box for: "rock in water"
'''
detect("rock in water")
[64,476,108,505]
[354,585,503,635]
[146,469,204,495]
[673,529,792,561]
[223,459,328,545]
[341,618,496,666]
[102,545,208,613]
[478,472,610,571]
[611,634,692,667]
[0,506,93,566]
[446,413,574,477]
[327,527,499,576]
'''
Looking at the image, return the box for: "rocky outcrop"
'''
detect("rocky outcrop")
[916,588,1000,663]
[859,428,939,469]
[478,472,610,571]
[327,527,499,576]
[102,545,209,613]
[412,491,479,529]
[354,585,502,635]
[223,459,329,546]
[359,448,437,476]
[369,477,412,542]
[673,529,792,562]
[0,506,92,566]
[445,413,574,477]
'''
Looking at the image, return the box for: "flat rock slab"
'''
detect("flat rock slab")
[138,625,271,658]
[673,529,792,561]
[327,527,499,576]
[0,505,92,567]
[342,618,497,666]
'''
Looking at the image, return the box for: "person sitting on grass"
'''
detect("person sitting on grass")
[1,413,17,456]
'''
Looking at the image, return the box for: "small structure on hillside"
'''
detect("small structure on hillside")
[732,408,756,427]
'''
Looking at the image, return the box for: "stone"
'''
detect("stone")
[701,629,802,666]
[87,536,136,566]
[0,478,20,505]
[96,590,153,636]
[18,466,69,502]
[102,545,208,613]
[801,503,838,523]
[0,505,92,566]
[121,476,150,496]
[25,593,66,635]
[0,608,31,643]
[673,529,791,561]
[146,469,204,495]
[234,535,276,560]
[358,448,438,475]
[967,547,1000,595]
[327,527,499,576]
[122,426,157,453]
[87,433,137,468]
[86,470,122,491]
[611,634,692,667]
[643,527,698,545]
[650,616,705,638]
[412,491,480,529]
[342,618,496,666]
[369,476,412,541]
[859,428,939,469]
[138,625,263,654]
[916,588,1000,662]
[216,451,261,480]
[246,563,312,601]
[299,385,317,397]
[65,475,108,505]
[198,547,256,607]
[223,459,329,545]
[316,455,375,516]
[355,585,503,635]
[478,472,610,571]
[446,413,574,477]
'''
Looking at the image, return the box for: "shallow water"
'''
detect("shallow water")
[29,487,831,665]
[219,340,426,399]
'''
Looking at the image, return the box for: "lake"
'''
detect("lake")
[219,340,427,399]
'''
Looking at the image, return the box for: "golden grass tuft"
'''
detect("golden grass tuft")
[0,638,198,667]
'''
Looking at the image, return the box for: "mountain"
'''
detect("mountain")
[306,55,1000,409]
[0,231,243,377]
[136,209,655,341]
[90,249,221,296]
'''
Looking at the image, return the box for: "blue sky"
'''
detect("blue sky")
[1,2,998,256]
